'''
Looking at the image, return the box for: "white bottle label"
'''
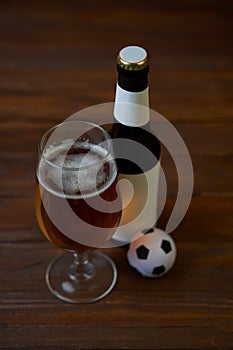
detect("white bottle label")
[113,162,160,243]
[114,84,150,126]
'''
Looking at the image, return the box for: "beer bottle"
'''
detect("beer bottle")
[111,45,161,243]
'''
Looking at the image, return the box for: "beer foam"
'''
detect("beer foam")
[38,140,116,199]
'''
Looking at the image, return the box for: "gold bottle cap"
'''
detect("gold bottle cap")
[117,45,149,71]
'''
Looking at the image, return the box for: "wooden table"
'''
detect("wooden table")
[0,1,232,349]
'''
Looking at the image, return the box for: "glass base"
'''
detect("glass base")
[45,251,117,304]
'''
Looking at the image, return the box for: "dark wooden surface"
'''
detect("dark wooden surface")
[0,1,232,349]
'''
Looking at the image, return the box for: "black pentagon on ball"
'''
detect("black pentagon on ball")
[136,245,149,260]
[161,239,172,254]
[152,265,166,275]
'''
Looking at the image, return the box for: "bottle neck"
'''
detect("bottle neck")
[114,64,150,127]
[114,84,150,127]
[117,65,149,92]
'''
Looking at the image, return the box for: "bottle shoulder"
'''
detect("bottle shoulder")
[103,122,161,175]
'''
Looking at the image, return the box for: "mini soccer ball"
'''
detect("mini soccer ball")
[127,228,176,278]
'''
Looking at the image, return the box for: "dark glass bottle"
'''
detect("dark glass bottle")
[111,46,161,243]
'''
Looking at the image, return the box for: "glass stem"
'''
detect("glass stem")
[70,252,94,282]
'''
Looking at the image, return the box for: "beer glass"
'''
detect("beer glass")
[35,121,121,303]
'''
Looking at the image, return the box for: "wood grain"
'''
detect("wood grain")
[0,0,232,349]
